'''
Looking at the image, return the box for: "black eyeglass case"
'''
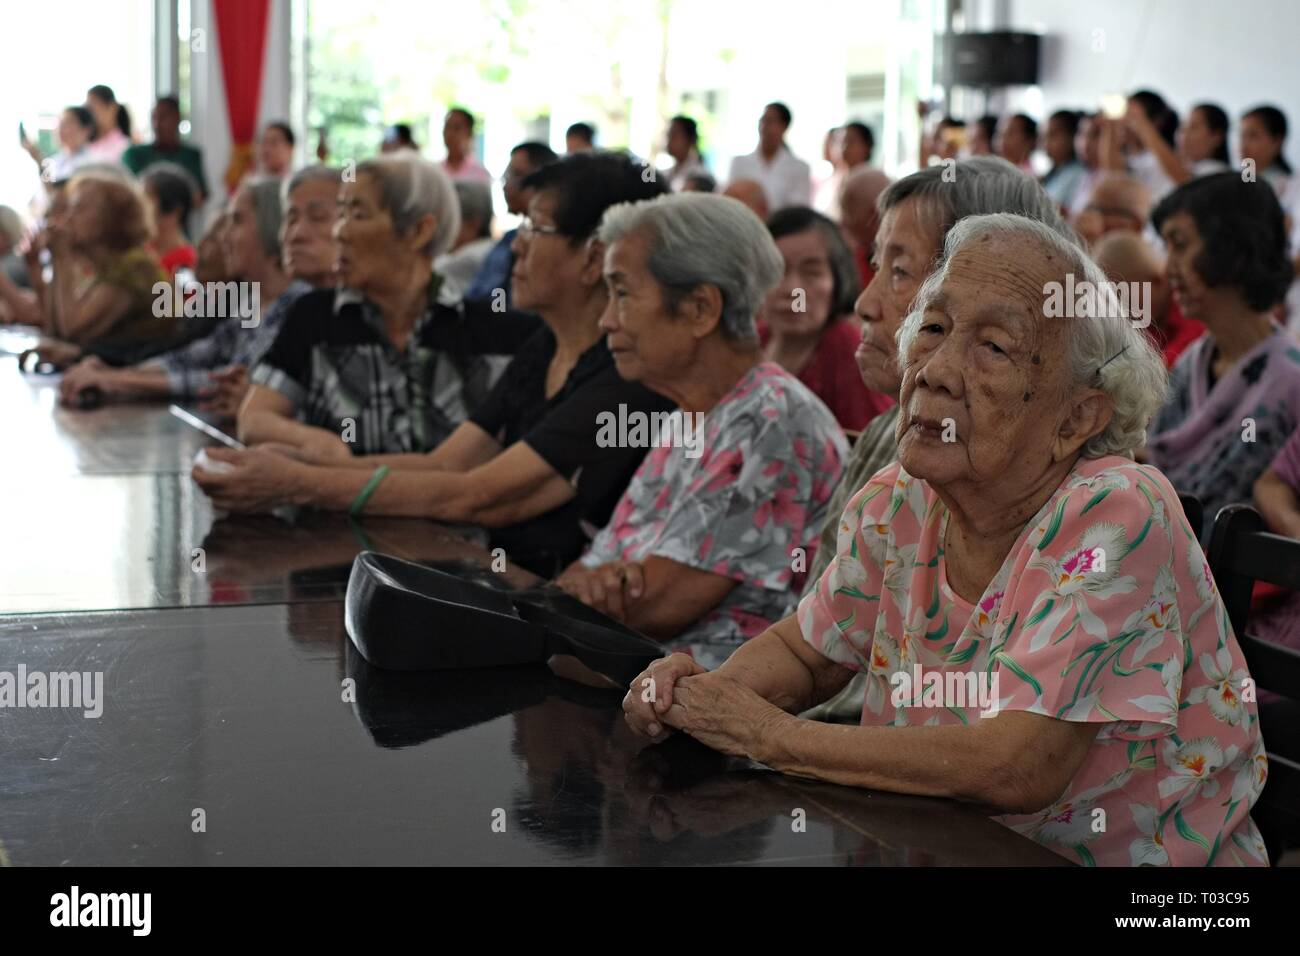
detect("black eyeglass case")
[344,552,664,684]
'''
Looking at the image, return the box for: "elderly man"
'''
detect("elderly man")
[838,167,891,285]
[441,107,492,184]
[122,95,209,202]
[1072,172,1150,249]
[722,179,769,221]
[625,211,1267,868]
[727,102,812,212]
[435,180,496,299]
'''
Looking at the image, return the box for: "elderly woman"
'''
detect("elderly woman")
[25,169,180,366]
[193,153,673,577]
[237,154,537,457]
[58,171,338,414]
[1146,173,1300,544]
[758,207,889,431]
[624,212,1268,867]
[556,193,849,666]
[803,156,1074,721]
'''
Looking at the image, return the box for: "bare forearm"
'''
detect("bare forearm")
[758,715,1017,808]
[98,366,175,399]
[238,409,336,448]
[715,616,849,713]
[1255,469,1300,538]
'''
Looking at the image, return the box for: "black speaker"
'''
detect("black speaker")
[939,32,1040,88]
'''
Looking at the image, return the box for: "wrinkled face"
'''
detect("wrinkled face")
[509,189,586,311]
[896,235,1076,489]
[223,187,265,278]
[1159,211,1213,320]
[855,198,938,395]
[1239,115,1281,168]
[58,110,91,151]
[333,172,411,292]
[258,127,293,175]
[600,229,705,391]
[1179,108,1219,163]
[282,178,338,283]
[762,229,836,337]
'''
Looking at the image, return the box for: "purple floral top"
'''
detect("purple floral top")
[581,362,848,665]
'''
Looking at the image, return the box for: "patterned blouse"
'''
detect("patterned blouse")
[582,362,848,666]
[798,456,1268,866]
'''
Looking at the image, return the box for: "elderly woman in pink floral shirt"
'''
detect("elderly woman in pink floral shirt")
[624,212,1268,866]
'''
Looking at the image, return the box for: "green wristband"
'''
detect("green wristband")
[349,465,390,517]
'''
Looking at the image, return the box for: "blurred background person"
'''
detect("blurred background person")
[1240,104,1292,197]
[20,106,96,187]
[995,113,1037,172]
[1071,172,1150,249]
[839,166,891,286]
[758,207,890,431]
[1041,109,1087,210]
[722,179,769,221]
[1092,230,1201,368]
[441,107,491,183]
[84,84,132,162]
[140,163,199,276]
[122,95,208,203]
[1146,173,1299,543]
[1178,103,1232,177]
[435,180,496,298]
[565,122,596,154]
[967,114,998,156]
[728,101,811,212]
[381,123,419,154]
[464,141,558,306]
[257,122,295,178]
[665,115,704,192]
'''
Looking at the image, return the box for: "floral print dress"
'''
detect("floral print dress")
[797,456,1268,866]
[582,362,848,667]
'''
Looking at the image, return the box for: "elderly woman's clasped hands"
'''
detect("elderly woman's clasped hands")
[623,652,788,757]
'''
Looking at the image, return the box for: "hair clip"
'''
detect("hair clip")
[1094,343,1129,382]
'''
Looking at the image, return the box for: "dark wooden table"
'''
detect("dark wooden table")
[0,352,1067,866]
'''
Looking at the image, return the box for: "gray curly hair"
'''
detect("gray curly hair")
[898,213,1169,459]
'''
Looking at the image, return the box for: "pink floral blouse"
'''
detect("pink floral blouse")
[797,456,1268,866]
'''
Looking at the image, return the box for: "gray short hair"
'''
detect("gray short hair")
[881,155,1077,256]
[356,155,460,258]
[596,192,783,342]
[898,213,1168,459]
[0,205,24,249]
[238,176,284,260]
[453,181,494,239]
[282,164,342,206]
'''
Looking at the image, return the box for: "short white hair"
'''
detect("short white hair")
[357,155,460,258]
[898,212,1169,459]
[596,192,783,341]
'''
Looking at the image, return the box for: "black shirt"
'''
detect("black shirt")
[470,327,675,576]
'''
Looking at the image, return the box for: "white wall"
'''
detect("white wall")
[967,0,1300,169]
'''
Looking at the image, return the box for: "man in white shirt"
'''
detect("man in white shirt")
[727,102,812,212]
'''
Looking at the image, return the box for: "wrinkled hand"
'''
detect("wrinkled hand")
[192,445,309,512]
[622,653,708,743]
[556,559,647,622]
[660,671,788,759]
[287,427,355,466]
[198,364,249,419]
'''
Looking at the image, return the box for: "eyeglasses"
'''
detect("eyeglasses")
[518,217,563,240]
